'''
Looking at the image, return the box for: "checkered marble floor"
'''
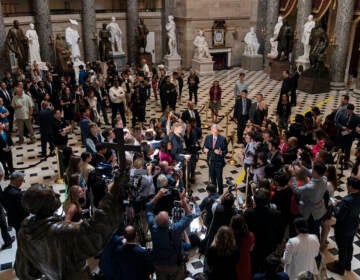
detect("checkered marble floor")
[0,67,359,279]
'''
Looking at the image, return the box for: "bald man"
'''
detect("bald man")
[112,225,153,279]
[146,188,195,280]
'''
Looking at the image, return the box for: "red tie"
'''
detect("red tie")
[212,137,216,148]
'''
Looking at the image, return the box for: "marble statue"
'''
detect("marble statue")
[244,27,260,56]
[309,21,329,70]
[137,18,149,54]
[165,15,179,57]
[298,15,316,62]
[99,23,112,61]
[193,30,212,61]
[106,17,124,54]
[25,23,41,63]
[5,20,29,70]
[65,19,81,62]
[276,20,293,61]
[268,16,283,59]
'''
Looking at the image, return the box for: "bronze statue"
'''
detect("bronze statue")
[55,34,71,72]
[137,18,149,54]
[99,23,112,62]
[276,20,293,61]
[5,20,29,71]
[309,22,329,70]
[14,172,127,279]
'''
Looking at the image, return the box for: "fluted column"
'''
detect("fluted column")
[162,0,174,57]
[354,57,360,94]
[32,0,53,62]
[81,0,97,62]
[294,0,312,59]
[330,0,356,89]
[256,0,267,55]
[265,0,280,55]
[127,0,139,65]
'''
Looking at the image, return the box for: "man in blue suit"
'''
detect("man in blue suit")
[203,124,228,194]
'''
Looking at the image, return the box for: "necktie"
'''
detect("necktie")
[242,99,246,115]
[2,90,10,102]
[212,137,216,148]
[189,110,195,119]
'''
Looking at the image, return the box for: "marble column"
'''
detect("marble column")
[354,56,360,94]
[32,0,53,62]
[127,0,139,65]
[0,1,10,74]
[330,0,356,89]
[256,0,267,55]
[265,0,280,55]
[294,0,312,59]
[81,0,97,62]
[162,0,174,57]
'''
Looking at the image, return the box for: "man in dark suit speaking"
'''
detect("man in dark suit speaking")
[234,89,251,144]
[203,124,228,194]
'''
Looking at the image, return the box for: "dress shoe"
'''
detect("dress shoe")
[326,261,345,275]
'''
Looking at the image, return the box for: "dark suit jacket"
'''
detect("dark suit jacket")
[280,77,292,95]
[0,88,12,107]
[181,109,202,128]
[234,98,251,119]
[38,108,54,134]
[2,185,28,230]
[203,134,228,166]
[249,103,267,126]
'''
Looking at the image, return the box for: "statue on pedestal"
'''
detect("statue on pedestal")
[137,18,149,54]
[99,23,112,62]
[5,20,29,71]
[193,30,212,61]
[243,27,260,56]
[65,19,81,63]
[165,15,179,57]
[298,15,315,62]
[106,17,124,54]
[25,23,41,63]
[55,34,71,72]
[309,22,329,71]
[276,20,293,61]
[268,16,283,59]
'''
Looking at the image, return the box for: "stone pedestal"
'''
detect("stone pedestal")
[164,55,181,72]
[191,59,214,75]
[269,60,290,81]
[242,55,263,71]
[110,52,126,71]
[138,53,153,69]
[299,74,330,94]
[296,58,311,71]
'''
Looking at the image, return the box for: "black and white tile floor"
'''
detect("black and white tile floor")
[0,67,359,279]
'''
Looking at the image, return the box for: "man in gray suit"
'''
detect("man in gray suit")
[288,161,327,239]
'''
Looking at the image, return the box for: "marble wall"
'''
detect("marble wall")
[174,0,257,68]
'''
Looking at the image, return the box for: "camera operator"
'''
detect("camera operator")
[130,158,157,201]
[146,188,195,280]
[205,188,236,249]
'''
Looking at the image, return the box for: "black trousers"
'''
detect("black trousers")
[209,162,224,194]
[168,93,177,111]
[40,131,55,155]
[98,100,109,124]
[236,115,248,143]
[189,88,198,104]
[0,204,11,245]
[111,102,126,126]
[0,151,13,177]
[160,92,167,112]
[291,89,296,106]
[335,233,354,269]
[339,135,353,161]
